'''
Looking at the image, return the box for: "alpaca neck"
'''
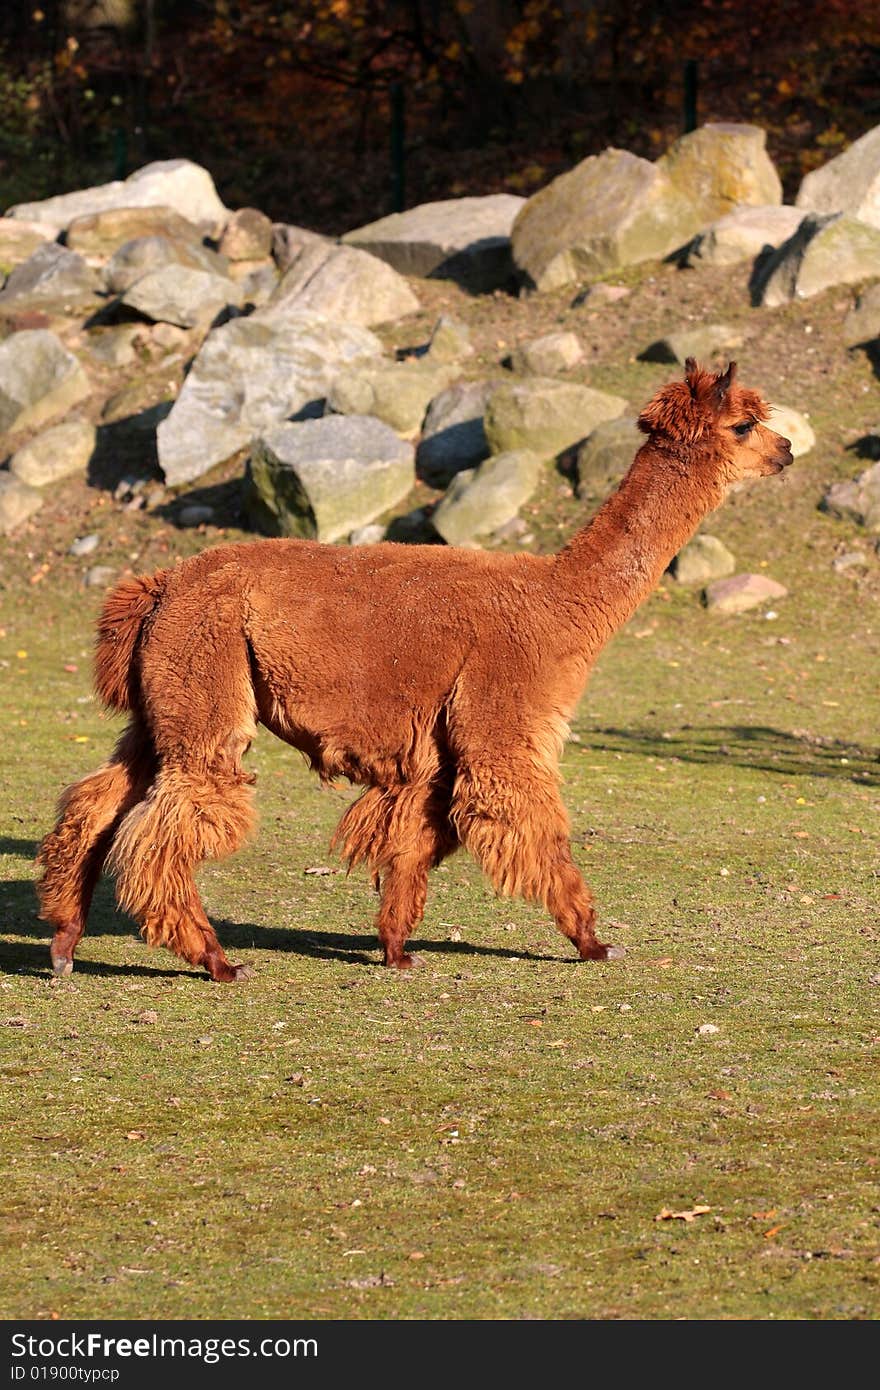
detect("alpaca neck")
[553,439,724,638]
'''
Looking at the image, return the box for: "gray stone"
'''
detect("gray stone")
[510,331,583,375]
[571,283,631,308]
[0,218,55,272]
[8,159,230,238]
[0,330,91,441]
[831,549,869,573]
[820,460,880,531]
[271,223,331,271]
[342,193,525,290]
[104,234,228,294]
[575,416,642,500]
[261,241,419,328]
[326,359,455,435]
[512,147,698,290]
[843,282,880,347]
[431,450,543,546]
[149,322,190,352]
[349,522,387,546]
[657,123,783,220]
[485,378,628,457]
[671,534,736,585]
[754,213,880,306]
[425,314,474,363]
[84,565,117,588]
[244,414,415,542]
[704,572,788,612]
[416,380,496,486]
[157,310,383,486]
[121,264,244,329]
[87,324,140,367]
[178,503,215,527]
[686,205,805,267]
[0,242,100,306]
[65,205,206,257]
[231,262,279,307]
[795,123,880,229]
[639,322,744,365]
[9,418,96,487]
[0,471,43,532]
[219,208,274,261]
[765,404,814,458]
[69,532,100,556]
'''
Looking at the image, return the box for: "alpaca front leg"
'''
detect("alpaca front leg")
[376,852,431,970]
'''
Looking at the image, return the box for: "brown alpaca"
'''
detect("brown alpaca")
[37,361,792,981]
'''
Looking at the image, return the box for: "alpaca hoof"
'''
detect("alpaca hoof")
[51,955,73,977]
[232,964,253,982]
[578,941,625,962]
[387,952,422,971]
[207,959,252,983]
[604,944,626,961]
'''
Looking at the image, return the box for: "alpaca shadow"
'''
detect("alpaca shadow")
[213,920,558,967]
[584,723,880,785]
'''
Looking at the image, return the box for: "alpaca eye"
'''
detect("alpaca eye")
[733,420,755,437]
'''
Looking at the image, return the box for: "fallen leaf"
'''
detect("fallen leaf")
[764,1223,786,1239]
[305,865,334,875]
[655,1204,712,1223]
[408,1250,425,1261]
[134,1010,158,1025]
[125,1130,146,1141]
[752,1208,777,1220]
[651,956,674,968]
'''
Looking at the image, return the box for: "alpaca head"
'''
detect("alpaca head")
[637,360,794,485]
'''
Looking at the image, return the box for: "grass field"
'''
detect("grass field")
[1,256,879,1320]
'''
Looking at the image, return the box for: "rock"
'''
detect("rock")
[121,264,244,329]
[416,380,496,486]
[218,208,274,261]
[0,471,43,532]
[431,450,543,546]
[0,218,55,272]
[271,223,330,271]
[0,330,91,441]
[342,193,525,290]
[795,124,880,229]
[8,159,230,238]
[425,314,474,363]
[386,507,434,544]
[512,147,698,290]
[326,359,455,435]
[820,460,880,531]
[686,205,805,267]
[261,241,419,328]
[177,503,215,527]
[84,565,117,588]
[485,378,628,457]
[0,242,101,307]
[349,522,387,546]
[765,404,814,457]
[657,122,783,221]
[69,532,100,556]
[65,205,206,257]
[157,310,383,486]
[831,549,869,573]
[149,322,190,352]
[575,416,642,500]
[87,324,141,367]
[244,415,415,542]
[571,283,631,308]
[104,234,228,294]
[671,534,736,585]
[230,262,279,307]
[704,572,788,612]
[639,323,743,365]
[754,213,880,306]
[510,331,583,375]
[843,282,880,347]
[9,418,96,487]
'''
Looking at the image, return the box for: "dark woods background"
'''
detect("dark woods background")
[1,0,879,232]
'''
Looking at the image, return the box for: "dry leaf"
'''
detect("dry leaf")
[655,1204,712,1223]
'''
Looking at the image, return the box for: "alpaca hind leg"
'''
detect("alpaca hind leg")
[451,766,623,962]
[37,720,157,976]
[108,762,256,982]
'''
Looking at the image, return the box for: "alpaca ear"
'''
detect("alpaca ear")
[684,357,700,397]
[713,361,737,408]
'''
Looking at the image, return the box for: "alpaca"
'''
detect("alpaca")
[37,360,792,981]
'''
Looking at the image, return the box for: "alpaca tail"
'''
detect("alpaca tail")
[94,571,168,712]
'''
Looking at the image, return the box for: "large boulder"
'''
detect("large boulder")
[511,148,698,290]
[416,380,496,486]
[843,282,880,347]
[244,415,414,541]
[0,471,42,533]
[104,234,228,293]
[218,208,274,261]
[156,310,383,486]
[639,322,743,365]
[796,124,880,229]
[7,159,230,238]
[0,218,55,273]
[260,241,419,328]
[754,213,880,306]
[575,416,642,501]
[657,123,783,221]
[430,450,543,546]
[671,534,735,586]
[510,331,583,375]
[485,378,628,457]
[121,264,243,329]
[704,572,788,613]
[9,418,96,486]
[326,359,455,435]
[342,194,525,290]
[686,205,805,267]
[64,205,207,257]
[820,461,880,531]
[765,404,814,458]
[0,330,91,441]
[0,242,101,308]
